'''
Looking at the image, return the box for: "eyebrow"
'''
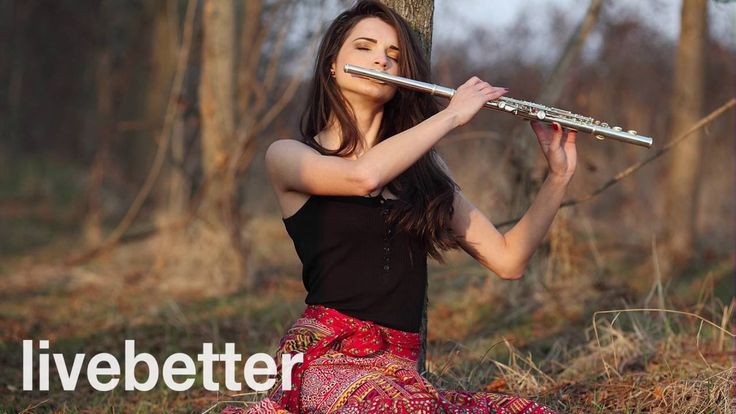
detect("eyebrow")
[352,37,400,52]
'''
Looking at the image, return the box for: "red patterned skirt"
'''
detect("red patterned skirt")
[220,305,558,414]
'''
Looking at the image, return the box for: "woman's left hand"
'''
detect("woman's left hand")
[530,120,577,182]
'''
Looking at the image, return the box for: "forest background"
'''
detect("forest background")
[1,0,734,412]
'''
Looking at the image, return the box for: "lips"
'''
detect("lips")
[351,74,387,85]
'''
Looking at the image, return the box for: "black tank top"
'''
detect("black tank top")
[282,189,427,333]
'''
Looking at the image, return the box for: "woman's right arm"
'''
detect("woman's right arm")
[265,139,374,196]
[265,77,506,196]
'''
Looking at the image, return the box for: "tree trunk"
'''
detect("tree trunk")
[378,0,434,376]
[84,48,113,245]
[84,2,113,246]
[200,0,237,218]
[379,0,433,58]
[144,0,188,217]
[6,1,31,155]
[198,0,314,291]
[505,0,602,225]
[501,0,603,316]
[661,0,707,274]
[146,1,177,131]
[199,0,254,291]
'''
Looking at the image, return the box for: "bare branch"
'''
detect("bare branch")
[494,99,736,228]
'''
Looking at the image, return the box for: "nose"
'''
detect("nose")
[374,53,388,70]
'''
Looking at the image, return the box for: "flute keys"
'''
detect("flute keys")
[498,101,517,112]
[536,110,546,120]
[628,130,637,135]
[613,126,623,131]
[595,135,606,140]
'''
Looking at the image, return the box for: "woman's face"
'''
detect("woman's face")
[331,17,401,106]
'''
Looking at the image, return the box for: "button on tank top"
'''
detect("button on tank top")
[282,190,427,333]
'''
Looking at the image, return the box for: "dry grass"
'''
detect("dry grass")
[0,215,733,413]
[424,302,734,413]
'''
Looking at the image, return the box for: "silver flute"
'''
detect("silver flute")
[344,64,653,148]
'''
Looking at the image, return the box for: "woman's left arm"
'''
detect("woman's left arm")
[440,121,576,279]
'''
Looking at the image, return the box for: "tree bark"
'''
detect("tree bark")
[200,0,237,217]
[378,0,434,377]
[84,49,112,245]
[661,0,707,274]
[197,0,316,291]
[199,0,254,290]
[379,0,433,59]
[199,2,237,222]
[145,0,189,216]
[84,2,113,246]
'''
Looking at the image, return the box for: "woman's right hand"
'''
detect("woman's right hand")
[444,77,508,128]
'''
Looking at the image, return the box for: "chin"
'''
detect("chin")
[363,83,397,99]
[343,85,395,105]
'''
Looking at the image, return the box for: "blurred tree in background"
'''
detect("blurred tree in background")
[1,0,734,411]
[0,0,733,311]
[662,0,708,273]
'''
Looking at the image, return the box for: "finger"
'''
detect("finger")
[478,84,504,94]
[458,78,475,89]
[561,129,578,148]
[477,84,493,94]
[488,88,509,100]
[530,120,545,136]
[550,122,563,151]
[565,130,577,166]
[465,76,481,86]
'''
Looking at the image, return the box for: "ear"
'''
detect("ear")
[330,62,336,76]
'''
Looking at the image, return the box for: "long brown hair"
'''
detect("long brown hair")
[299,0,460,263]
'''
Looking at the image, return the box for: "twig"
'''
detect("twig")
[494,98,736,228]
[467,339,508,385]
[18,399,48,414]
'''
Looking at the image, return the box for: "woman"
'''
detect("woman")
[223,1,575,413]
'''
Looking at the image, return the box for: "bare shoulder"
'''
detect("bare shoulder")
[265,138,315,165]
[265,139,314,219]
[264,138,316,190]
[265,136,371,201]
[267,137,312,151]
